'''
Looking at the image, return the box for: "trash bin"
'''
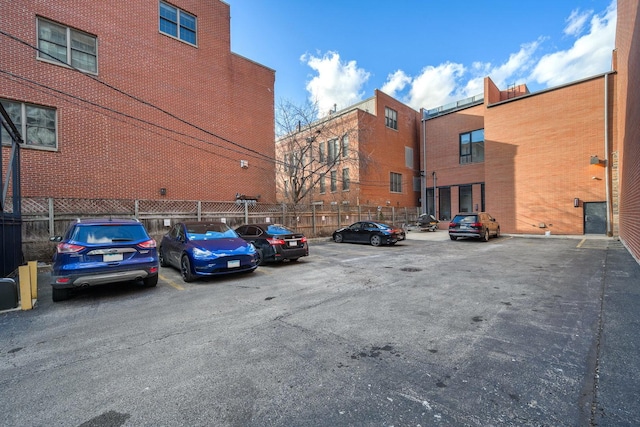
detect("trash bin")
[0,278,19,310]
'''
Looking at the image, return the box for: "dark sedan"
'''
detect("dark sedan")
[235,223,308,264]
[333,221,405,246]
[159,222,259,282]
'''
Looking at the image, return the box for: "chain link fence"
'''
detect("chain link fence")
[21,197,421,261]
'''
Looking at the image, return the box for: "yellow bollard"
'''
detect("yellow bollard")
[19,265,33,310]
[29,261,38,300]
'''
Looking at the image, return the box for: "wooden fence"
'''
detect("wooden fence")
[21,197,421,261]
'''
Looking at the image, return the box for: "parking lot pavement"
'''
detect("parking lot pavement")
[1,235,639,426]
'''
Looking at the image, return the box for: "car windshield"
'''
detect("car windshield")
[266,225,295,235]
[72,224,148,244]
[186,223,237,240]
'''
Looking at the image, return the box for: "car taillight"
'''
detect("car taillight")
[300,236,307,243]
[57,243,85,254]
[448,222,455,228]
[138,239,157,249]
[471,222,483,228]
[267,237,286,245]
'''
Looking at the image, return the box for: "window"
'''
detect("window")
[330,171,337,192]
[439,187,451,221]
[342,168,350,191]
[460,129,484,164]
[160,1,197,45]
[426,188,435,217]
[390,172,402,193]
[1,99,57,149]
[405,146,414,168]
[319,175,326,194]
[385,107,398,130]
[327,139,339,163]
[319,141,325,163]
[341,135,349,158]
[459,185,472,213]
[37,18,97,73]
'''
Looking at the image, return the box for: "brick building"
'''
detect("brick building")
[1,0,276,202]
[616,0,640,262]
[276,90,421,209]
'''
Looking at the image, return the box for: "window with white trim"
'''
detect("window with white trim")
[1,99,57,150]
[390,172,402,193]
[37,18,97,73]
[342,168,350,191]
[160,1,197,45]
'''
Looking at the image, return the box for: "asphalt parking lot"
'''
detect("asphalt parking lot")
[1,231,639,426]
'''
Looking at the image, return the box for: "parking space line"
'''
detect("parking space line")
[159,273,184,290]
[577,238,587,248]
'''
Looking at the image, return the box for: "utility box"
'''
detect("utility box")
[0,278,18,310]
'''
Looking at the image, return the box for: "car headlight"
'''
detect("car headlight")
[192,247,213,258]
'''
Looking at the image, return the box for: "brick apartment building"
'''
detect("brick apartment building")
[420,0,640,262]
[423,73,615,236]
[276,90,421,209]
[0,0,275,203]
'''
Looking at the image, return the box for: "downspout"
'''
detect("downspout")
[604,73,612,236]
[421,111,427,215]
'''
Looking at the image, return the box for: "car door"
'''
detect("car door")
[357,222,375,243]
[340,223,360,243]
[164,224,185,267]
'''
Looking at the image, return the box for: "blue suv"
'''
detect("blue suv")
[50,218,159,301]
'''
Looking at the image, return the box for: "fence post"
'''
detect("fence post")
[244,200,249,224]
[282,203,286,225]
[198,201,202,222]
[48,197,54,237]
[135,200,139,219]
[312,204,316,235]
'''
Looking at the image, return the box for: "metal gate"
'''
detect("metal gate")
[584,202,607,234]
[1,103,23,277]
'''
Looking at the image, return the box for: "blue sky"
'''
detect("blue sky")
[226,1,616,116]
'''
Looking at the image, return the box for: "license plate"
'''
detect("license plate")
[103,253,123,262]
[289,241,297,247]
[227,260,240,268]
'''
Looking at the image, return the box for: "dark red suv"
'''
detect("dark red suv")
[448,213,500,241]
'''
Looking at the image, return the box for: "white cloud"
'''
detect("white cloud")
[564,9,591,36]
[406,62,466,110]
[380,70,411,98]
[300,51,370,116]
[529,2,616,87]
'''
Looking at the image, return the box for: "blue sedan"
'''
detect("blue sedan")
[159,222,259,282]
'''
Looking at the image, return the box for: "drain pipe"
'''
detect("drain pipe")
[604,73,612,236]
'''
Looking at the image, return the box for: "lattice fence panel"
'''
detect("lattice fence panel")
[138,199,198,215]
[20,197,49,215]
[54,198,135,215]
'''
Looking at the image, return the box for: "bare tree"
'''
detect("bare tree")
[275,98,373,209]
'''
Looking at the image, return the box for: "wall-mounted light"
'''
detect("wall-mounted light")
[590,155,606,166]
[160,188,167,196]
[240,160,249,169]
[574,197,580,208]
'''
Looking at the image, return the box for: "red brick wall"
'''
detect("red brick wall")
[485,76,608,235]
[1,0,276,202]
[617,0,640,261]
[358,90,421,207]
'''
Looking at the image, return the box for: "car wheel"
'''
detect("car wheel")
[450,235,457,241]
[143,274,158,287]
[255,248,264,266]
[52,288,70,302]
[482,229,490,242]
[334,233,343,243]
[159,247,168,267]
[370,235,382,246]
[181,255,195,282]
[495,227,501,238]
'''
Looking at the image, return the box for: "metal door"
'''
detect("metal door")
[584,202,607,234]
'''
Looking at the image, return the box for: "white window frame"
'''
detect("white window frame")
[159,1,197,46]
[37,17,98,74]
[1,99,58,151]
